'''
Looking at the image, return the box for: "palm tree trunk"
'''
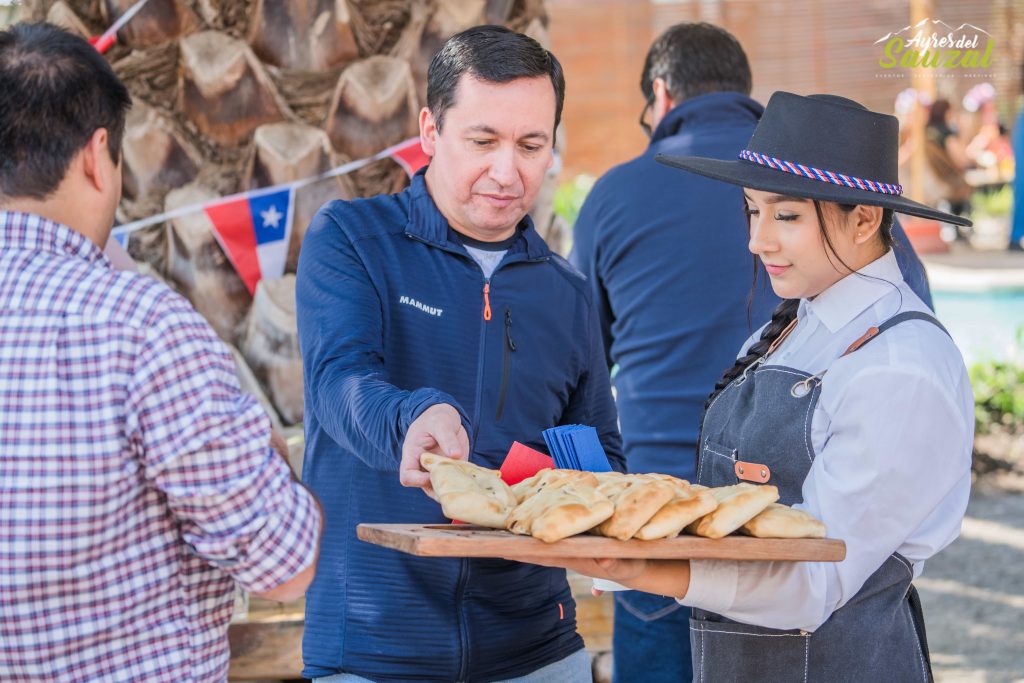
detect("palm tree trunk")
[25,0,556,427]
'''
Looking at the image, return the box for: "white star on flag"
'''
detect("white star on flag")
[261,204,283,229]
[204,186,294,295]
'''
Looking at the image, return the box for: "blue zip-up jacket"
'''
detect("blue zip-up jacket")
[571,92,933,480]
[296,170,624,682]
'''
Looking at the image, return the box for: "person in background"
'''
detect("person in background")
[296,25,622,682]
[570,23,934,683]
[0,22,321,682]
[924,98,973,221]
[1013,82,1024,251]
[962,83,1012,171]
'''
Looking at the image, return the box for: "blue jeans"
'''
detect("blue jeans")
[613,591,693,683]
[314,647,592,683]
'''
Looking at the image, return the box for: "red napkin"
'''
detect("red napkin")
[499,441,554,485]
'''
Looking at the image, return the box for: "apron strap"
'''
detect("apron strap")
[766,317,800,355]
[841,311,950,358]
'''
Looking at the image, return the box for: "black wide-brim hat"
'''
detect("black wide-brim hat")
[656,91,972,227]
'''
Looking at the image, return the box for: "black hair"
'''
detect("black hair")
[703,201,896,414]
[426,24,565,136]
[0,22,131,200]
[641,22,751,102]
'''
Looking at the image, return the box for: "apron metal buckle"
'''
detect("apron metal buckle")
[790,377,817,398]
[737,356,766,385]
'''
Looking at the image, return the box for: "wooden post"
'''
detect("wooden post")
[228,598,304,680]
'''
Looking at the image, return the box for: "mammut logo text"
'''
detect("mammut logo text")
[399,295,443,317]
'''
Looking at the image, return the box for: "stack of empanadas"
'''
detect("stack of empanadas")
[420,453,825,543]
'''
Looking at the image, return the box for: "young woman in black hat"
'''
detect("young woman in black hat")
[509,92,973,681]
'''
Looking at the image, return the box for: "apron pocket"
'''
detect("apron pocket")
[690,617,809,683]
[699,440,739,488]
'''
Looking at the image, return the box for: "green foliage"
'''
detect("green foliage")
[553,174,596,228]
[971,184,1013,217]
[970,326,1024,431]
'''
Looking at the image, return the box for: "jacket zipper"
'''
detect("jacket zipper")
[460,275,490,681]
[402,232,548,681]
[482,282,492,321]
[495,307,516,421]
[456,558,470,681]
[470,277,490,446]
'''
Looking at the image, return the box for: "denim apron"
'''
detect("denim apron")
[691,312,944,683]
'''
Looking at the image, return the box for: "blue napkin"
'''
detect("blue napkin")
[541,424,612,472]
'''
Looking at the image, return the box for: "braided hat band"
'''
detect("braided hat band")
[738,149,903,196]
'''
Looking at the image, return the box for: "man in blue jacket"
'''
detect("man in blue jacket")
[297,26,623,682]
[570,23,935,683]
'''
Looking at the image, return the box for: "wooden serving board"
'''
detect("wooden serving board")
[357,524,846,562]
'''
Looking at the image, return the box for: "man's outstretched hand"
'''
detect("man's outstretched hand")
[400,403,470,499]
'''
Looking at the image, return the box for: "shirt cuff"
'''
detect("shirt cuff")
[677,559,740,614]
[232,477,322,594]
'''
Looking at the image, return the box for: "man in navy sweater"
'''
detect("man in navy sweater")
[296,26,622,682]
[570,23,934,683]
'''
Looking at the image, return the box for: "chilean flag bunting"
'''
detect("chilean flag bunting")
[204,187,295,295]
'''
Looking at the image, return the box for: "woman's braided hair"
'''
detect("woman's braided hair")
[704,297,800,410]
[697,200,896,435]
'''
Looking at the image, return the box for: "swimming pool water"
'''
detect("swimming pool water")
[932,289,1024,364]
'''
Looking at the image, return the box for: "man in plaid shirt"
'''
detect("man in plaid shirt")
[0,23,322,682]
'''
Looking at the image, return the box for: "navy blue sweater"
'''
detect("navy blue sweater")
[296,170,623,681]
[571,92,932,480]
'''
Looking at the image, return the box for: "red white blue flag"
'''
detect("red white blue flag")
[204,187,294,295]
[389,139,430,176]
[110,138,430,289]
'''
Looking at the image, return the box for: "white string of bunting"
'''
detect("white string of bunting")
[111,137,425,240]
[90,0,153,53]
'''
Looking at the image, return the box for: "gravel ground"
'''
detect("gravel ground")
[920,482,1024,682]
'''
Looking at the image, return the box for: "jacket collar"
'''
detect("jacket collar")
[650,91,764,144]
[405,168,550,261]
[0,210,111,267]
[803,250,904,333]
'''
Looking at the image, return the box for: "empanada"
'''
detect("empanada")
[686,483,779,539]
[520,482,615,543]
[634,480,718,540]
[594,474,676,540]
[740,503,826,539]
[421,453,517,529]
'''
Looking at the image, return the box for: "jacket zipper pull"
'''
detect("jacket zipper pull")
[504,308,516,351]
[482,281,492,321]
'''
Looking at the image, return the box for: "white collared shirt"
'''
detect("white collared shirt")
[679,249,974,632]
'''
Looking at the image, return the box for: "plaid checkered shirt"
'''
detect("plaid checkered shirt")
[0,212,321,682]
